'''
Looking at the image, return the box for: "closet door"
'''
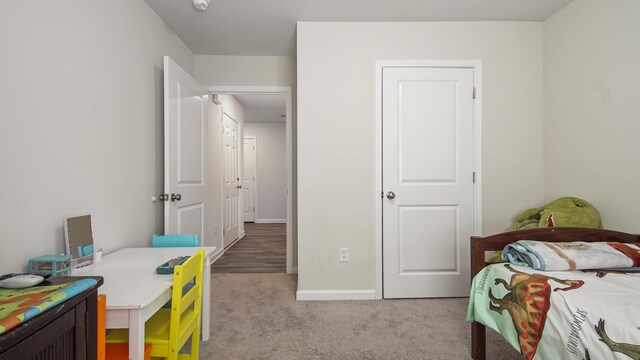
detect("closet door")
[382,66,475,298]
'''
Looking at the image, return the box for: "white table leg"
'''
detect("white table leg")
[129,310,145,360]
[202,254,211,341]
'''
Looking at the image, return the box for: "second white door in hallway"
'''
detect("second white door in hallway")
[243,137,257,222]
[223,112,240,248]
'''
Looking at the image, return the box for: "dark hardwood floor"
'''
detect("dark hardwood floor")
[212,223,286,273]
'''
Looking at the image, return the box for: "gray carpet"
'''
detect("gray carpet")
[202,273,521,360]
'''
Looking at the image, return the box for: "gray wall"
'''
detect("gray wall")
[244,122,287,222]
[297,21,544,293]
[543,0,640,233]
[0,0,194,273]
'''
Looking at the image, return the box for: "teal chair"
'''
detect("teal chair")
[151,234,199,247]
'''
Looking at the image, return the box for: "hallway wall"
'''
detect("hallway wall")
[244,122,287,222]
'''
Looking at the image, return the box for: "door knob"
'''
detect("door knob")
[159,194,169,202]
[386,191,396,200]
[171,193,182,202]
[237,185,243,189]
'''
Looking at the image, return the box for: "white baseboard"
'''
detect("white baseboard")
[255,219,287,224]
[296,289,377,301]
[224,237,241,250]
[210,248,225,264]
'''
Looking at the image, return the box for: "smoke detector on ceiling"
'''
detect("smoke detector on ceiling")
[192,0,210,11]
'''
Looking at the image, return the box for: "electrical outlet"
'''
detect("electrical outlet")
[213,224,218,235]
[339,248,349,262]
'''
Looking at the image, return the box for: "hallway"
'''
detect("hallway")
[212,223,286,273]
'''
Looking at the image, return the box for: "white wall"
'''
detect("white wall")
[0,0,194,273]
[220,94,245,124]
[244,122,287,222]
[543,0,640,233]
[195,56,296,87]
[297,22,543,292]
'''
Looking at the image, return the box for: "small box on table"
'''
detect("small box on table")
[28,254,71,277]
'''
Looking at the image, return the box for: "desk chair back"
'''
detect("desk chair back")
[165,249,204,359]
[152,234,199,247]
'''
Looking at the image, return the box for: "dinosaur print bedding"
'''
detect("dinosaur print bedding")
[467,263,640,360]
[501,240,640,271]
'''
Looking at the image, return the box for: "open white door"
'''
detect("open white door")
[382,66,475,298]
[222,112,240,247]
[164,56,206,244]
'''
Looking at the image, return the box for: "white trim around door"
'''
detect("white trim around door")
[204,85,295,275]
[255,219,287,224]
[374,60,483,299]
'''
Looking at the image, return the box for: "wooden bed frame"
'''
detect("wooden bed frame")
[469,227,640,360]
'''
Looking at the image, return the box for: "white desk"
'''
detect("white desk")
[72,247,216,360]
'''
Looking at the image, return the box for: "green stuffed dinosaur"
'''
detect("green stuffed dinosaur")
[508,196,602,231]
[489,197,602,262]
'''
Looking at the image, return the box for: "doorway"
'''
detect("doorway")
[215,93,288,273]
[241,95,287,224]
[207,86,294,274]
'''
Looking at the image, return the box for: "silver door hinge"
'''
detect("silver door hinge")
[381,191,384,199]
[473,172,476,184]
[473,87,476,99]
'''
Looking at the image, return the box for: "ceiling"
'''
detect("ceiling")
[147,0,573,115]
[234,94,286,122]
[145,0,573,57]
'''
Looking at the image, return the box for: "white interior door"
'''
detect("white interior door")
[164,56,206,245]
[223,113,240,247]
[243,137,257,222]
[382,66,475,298]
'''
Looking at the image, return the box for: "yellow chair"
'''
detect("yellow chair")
[106,250,204,360]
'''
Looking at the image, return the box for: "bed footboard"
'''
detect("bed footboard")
[470,234,487,360]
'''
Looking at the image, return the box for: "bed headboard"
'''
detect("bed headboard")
[470,227,640,276]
